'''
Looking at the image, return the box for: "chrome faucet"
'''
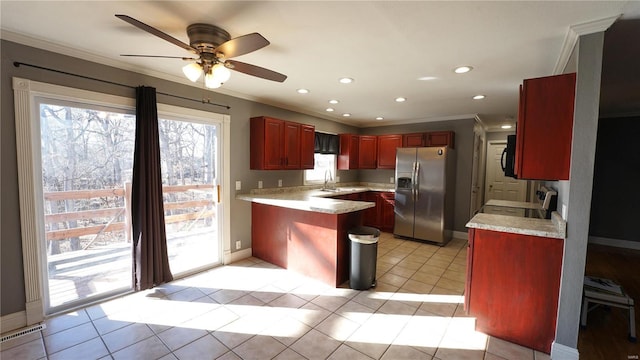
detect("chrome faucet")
[323,169,335,190]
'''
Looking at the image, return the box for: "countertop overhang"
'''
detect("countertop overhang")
[237,185,392,214]
[466,211,566,239]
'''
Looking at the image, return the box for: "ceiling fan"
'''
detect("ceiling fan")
[115,14,287,88]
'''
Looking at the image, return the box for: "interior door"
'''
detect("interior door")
[484,141,527,216]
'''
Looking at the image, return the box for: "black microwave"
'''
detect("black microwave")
[501,135,517,178]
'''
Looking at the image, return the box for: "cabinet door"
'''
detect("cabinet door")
[338,134,359,170]
[379,192,395,232]
[251,116,285,170]
[300,124,315,169]
[426,131,455,149]
[403,133,425,147]
[468,229,563,353]
[516,73,575,180]
[358,135,377,169]
[282,122,301,169]
[377,135,402,169]
[362,192,379,227]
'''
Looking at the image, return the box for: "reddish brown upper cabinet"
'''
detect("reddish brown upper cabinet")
[338,134,360,170]
[515,73,576,180]
[465,228,563,354]
[377,134,402,169]
[402,133,426,147]
[250,116,315,170]
[358,135,377,169]
[426,131,455,149]
[402,131,455,149]
[300,124,315,169]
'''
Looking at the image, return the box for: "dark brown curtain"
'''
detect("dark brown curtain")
[132,86,173,290]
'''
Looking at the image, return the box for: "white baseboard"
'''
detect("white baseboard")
[453,230,468,240]
[1,311,27,334]
[588,236,640,250]
[224,248,252,264]
[551,341,579,360]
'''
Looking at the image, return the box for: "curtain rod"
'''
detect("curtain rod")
[13,61,231,110]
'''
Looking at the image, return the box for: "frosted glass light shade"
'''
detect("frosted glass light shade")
[182,63,202,82]
[204,73,222,89]
[211,64,231,83]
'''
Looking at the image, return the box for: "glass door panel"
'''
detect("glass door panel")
[38,100,135,313]
[158,118,221,276]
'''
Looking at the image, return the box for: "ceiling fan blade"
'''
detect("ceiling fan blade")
[120,54,197,60]
[226,60,287,82]
[215,33,270,58]
[115,14,196,53]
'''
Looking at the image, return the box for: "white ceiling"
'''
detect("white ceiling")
[2,1,639,130]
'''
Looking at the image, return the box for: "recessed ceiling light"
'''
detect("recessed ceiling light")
[297,88,310,94]
[501,124,513,129]
[418,76,437,81]
[376,117,384,121]
[454,66,473,74]
[329,99,339,104]
[339,77,354,84]
[342,113,351,117]
[395,97,407,102]
[473,95,486,100]
[326,108,334,112]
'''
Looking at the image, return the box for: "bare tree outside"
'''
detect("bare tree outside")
[39,100,221,309]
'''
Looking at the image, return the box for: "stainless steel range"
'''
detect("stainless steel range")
[482,185,557,219]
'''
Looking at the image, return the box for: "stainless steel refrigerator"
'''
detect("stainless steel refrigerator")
[394,147,456,245]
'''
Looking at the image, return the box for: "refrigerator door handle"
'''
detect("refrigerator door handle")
[412,162,418,200]
[415,162,420,201]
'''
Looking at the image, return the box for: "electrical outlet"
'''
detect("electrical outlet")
[235,241,241,250]
[336,176,340,183]
[258,180,263,189]
[235,181,241,190]
[278,179,283,187]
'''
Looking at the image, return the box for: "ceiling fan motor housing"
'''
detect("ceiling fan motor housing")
[186,23,230,54]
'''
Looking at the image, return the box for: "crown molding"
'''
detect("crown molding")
[553,15,620,75]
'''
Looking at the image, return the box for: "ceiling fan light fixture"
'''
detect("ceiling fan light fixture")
[211,63,231,83]
[204,72,223,89]
[183,63,203,82]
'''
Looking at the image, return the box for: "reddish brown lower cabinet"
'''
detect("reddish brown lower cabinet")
[251,202,363,287]
[361,191,394,233]
[379,192,395,233]
[465,228,563,354]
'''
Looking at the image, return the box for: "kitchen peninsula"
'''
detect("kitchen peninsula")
[238,186,389,286]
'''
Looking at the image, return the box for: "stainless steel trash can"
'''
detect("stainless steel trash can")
[349,226,380,290]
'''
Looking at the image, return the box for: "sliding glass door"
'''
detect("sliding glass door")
[38,99,136,312]
[158,113,222,276]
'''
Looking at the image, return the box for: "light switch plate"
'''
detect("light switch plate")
[235,181,241,191]
[278,179,283,187]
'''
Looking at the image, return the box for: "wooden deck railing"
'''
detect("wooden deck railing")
[44,183,216,243]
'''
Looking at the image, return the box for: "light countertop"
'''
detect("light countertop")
[466,211,566,239]
[236,184,393,215]
[484,199,543,210]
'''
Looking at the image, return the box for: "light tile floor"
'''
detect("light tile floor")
[1,233,551,360]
